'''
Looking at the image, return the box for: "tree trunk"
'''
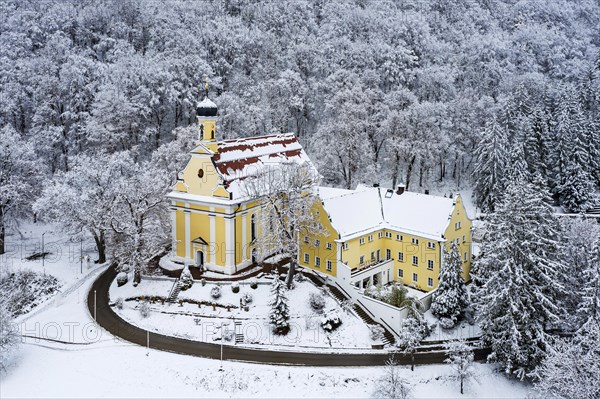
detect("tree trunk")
[286,259,296,289]
[460,378,464,395]
[93,230,107,264]
[406,155,416,190]
[411,354,415,371]
[0,213,5,255]
[391,151,400,188]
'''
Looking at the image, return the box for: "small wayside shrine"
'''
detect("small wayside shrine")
[165,79,314,275]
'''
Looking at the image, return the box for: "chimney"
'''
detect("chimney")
[396,184,405,195]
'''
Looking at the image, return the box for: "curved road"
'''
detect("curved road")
[88,266,491,366]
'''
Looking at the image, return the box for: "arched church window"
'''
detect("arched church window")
[251,214,256,242]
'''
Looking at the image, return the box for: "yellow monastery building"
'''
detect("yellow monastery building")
[167,90,472,294]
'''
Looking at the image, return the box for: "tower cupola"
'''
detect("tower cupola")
[196,77,218,146]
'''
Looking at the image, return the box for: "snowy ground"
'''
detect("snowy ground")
[0,222,533,398]
[110,276,375,350]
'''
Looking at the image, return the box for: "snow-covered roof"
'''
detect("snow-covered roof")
[318,186,457,241]
[196,97,217,109]
[213,133,316,200]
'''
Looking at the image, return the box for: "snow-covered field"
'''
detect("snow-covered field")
[1,222,532,398]
[110,276,375,350]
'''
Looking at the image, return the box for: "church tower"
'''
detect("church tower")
[196,77,218,152]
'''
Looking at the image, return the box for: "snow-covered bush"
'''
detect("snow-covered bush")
[369,325,385,341]
[438,317,456,330]
[269,275,290,334]
[0,270,61,317]
[116,272,128,287]
[179,267,193,291]
[249,279,258,289]
[222,329,235,342]
[210,286,221,299]
[321,310,342,332]
[294,270,305,282]
[201,278,206,286]
[241,292,253,304]
[139,301,150,318]
[0,299,19,370]
[308,292,325,313]
[231,282,239,293]
[115,297,124,310]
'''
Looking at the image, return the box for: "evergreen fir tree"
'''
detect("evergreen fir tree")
[473,118,510,212]
[431,242,468,328]
[473,176,565,379]
[268,274,290,335]
[578,239,600,330]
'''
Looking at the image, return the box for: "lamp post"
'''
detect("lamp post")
[41,232,46,275]
[80,239,83,274]
[219,322,225,371]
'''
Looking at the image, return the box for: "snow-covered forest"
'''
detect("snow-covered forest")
[1,0,600,397]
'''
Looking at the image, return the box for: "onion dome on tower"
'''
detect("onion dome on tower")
[196,77,218,145]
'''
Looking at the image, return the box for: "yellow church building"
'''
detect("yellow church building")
[167,88,472,293]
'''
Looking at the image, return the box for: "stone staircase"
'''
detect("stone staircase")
[167,279,182,303]
[302,269,395,346]
[352,303,394,346]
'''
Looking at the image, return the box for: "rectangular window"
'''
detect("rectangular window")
[360,255,365,264]
[304,253,309,264]
[412,238,419,245]
[398,269,404,278]
[464,252,468,262]
[326,260,332,271]
[386,232,392,238]
[359,237,365,245]
[427,242,436,250]
[371,251,375,261]
[462,235,466,243]
[386,249,391,260]
[315,257,321,267]
[368,235,373,242]
[342,242,348,250]
[398,252,404,262]
[396,234,403,241]
[315,239,320,247]
[412,273,418,283]
[455,221,461,230]
[326,242,332,250]
[304,236,309,243]
[378,232,383,239]
[412,256,418,266]
[427,277,434,287]
[427,260,434,270]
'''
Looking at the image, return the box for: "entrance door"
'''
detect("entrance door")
[195,250,204,267]
[251,248,257,264]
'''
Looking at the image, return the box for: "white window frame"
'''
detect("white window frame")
[386,249,391,260]
[368,235,373,242]
[396,234,403,241]
[398,269,404,278]
[315,239,320,247]
[359,237,365,245]
[304,253,309,264]
[427,277,434,287]
[398,252,404,262]
[315,257,321,267]
[427,259,434,270]
[412,273,418,283]
[342,242,348,250]
[412,238,419,245]
[326,242,332,250]
[427,242,435,249]
[326,260,332,271]
[412,256,418,266]
[464,252,468,262]
[360,255,365,264]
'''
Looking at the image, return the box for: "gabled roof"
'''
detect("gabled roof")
[318,185,458,241]
[212,133,315,199]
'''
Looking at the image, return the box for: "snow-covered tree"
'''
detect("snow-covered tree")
[533,322,600,399]
[444,339,475,395]
[396,316,428,371]
[472,118,509,212]
[371,357,413,399]
[241,161,324,288]
[268,274,290,335]
[0,298,18,370]
[0,127,37,254]
[578,239,600,330]
[431,242,468,328]
[472,176,565,378]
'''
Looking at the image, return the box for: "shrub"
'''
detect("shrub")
[231,282,240,293]
[294,270,305,282]
[321,310,342,332]
[115,297,124,310]
[116,272,128,287]
[439,317,456,329]
[180,267,193,291]
[241,292,253,304]
[308,292,326,313]
[369,324,385,341]
[210,285,221,299]
[139,301,150,318]
[250,279,258,289]
[222,329,235,342]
